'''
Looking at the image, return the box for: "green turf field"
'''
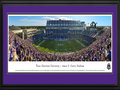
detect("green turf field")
[33,39,88,53]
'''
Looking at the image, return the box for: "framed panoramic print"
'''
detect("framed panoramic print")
[1,0,120,89]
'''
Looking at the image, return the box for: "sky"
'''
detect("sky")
[9,15,112,26]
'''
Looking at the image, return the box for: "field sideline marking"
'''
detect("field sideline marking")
[37,40,46,47]
[75,40,85,47]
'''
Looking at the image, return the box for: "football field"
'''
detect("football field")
[33,39,88,53]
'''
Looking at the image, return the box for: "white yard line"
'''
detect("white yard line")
[75,40,85,47]
[37,40,46,47]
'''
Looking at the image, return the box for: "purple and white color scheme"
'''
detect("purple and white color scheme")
[3,6,117,85]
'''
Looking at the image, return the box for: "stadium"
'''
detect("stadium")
[8,19,111,61]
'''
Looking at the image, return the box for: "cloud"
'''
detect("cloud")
[57,16,72,20]
[19,18,46,26]
[42,16,72,20]
[19,16,73,26]
[20,18,41,22]
[42,17,56,20]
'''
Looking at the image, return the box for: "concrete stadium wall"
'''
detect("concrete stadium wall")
[12,29,37,34]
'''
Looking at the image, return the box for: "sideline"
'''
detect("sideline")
[37,40,46,47]
[75,39,85,47]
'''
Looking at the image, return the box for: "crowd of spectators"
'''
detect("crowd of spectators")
[9,28,111,61]
[67,29,111,61]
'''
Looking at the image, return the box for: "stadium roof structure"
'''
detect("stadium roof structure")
[9,25,21,30]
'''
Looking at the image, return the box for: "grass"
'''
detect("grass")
[33,44,56,53]
[33,39,87,53]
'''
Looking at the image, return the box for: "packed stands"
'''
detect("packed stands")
[9,28,111,61]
